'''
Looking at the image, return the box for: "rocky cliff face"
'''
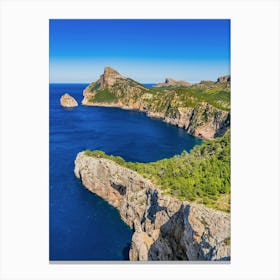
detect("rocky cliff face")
[99,66,124,89]
[147,102,230,139]
[60,93,78,107]
[74,153,231,261]
[217,75,230,83]
[82,67,230,140]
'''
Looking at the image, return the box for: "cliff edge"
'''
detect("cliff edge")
[74,152,230,261]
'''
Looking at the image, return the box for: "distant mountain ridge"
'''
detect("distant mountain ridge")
[82,67,230,140]
[153,77,192,88]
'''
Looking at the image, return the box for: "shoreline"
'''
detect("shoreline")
[81,102,224,140]
[74,153,231,261]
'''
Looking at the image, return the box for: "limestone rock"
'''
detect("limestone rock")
[149,103,230,140]
[217,75,230,83]
[99,66,123,89]
[74,153,231,261]
[60,93,78,107]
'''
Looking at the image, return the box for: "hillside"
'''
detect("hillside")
[75,148,230,261]
[84,130,230,212]
[82,67,230,140]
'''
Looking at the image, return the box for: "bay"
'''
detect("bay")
[49,83,202,260]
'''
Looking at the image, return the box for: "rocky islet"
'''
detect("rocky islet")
[60,93,78,107]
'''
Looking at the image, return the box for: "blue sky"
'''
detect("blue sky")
[49,20,230,83]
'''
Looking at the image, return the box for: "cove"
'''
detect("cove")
[49,83,202,260]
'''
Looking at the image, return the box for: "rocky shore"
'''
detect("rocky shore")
[74,152,231,261]
[81,67,230,140]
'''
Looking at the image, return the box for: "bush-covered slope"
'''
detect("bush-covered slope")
[84,130,230,212]
[86,78,230,112]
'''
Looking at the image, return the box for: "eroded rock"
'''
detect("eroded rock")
[74,153,231,261]
[60,93,78,107]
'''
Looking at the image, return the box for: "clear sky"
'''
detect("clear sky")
[49,19,230,83]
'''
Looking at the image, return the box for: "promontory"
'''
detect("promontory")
[82,67,230,140]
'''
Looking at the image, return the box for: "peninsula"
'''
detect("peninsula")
[82,67,230,140]
[74,133,230,261]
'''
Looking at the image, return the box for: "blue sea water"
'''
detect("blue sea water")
[49,83,202,261]
[143,83,156,88]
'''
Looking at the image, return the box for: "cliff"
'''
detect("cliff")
[74,152,230,261]
[82,67,230,140]
[60,93,78,107]
[217,75,230,83]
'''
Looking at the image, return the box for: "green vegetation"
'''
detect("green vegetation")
[89,89,119,103]
[84,130,230,212]
[224,237,231,245]
[83,76,230,212]
[85,77,230,112]
[87,82,101,92]
[148,84,229,113]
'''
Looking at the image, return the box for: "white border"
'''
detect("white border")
[1,0,279,279]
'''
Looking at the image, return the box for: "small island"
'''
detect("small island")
[60,93,78,108]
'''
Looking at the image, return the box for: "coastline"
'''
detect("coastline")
[82,102,229,140]
[74,153,231,261]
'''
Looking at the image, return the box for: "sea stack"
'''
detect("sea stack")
[60,93,78,107]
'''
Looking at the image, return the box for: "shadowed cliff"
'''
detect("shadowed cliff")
[74,153,230,261]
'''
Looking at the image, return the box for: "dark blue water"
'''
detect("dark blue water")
[143,83,156,88]
[49,83,202,261]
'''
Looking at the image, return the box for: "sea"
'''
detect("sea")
[49,83,202,260]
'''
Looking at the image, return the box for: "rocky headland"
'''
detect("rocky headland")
[74,152,230,261]
[60,93,78,107]
[82,67,230,140]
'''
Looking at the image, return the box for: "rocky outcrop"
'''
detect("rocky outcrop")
[217,75,230,83]
[147,102,230,139]
[82,66,146,106]
[99,66,124,89]
[154,78,192,87]
[60,93,78,107]
[74,153,231,261]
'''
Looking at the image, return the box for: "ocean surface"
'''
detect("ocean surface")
[49,83,202,261]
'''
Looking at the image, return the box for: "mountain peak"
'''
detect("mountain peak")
[100,66,123,89]
[104,66,121,76]
[217,75,230,83]
[165,78,176,84]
